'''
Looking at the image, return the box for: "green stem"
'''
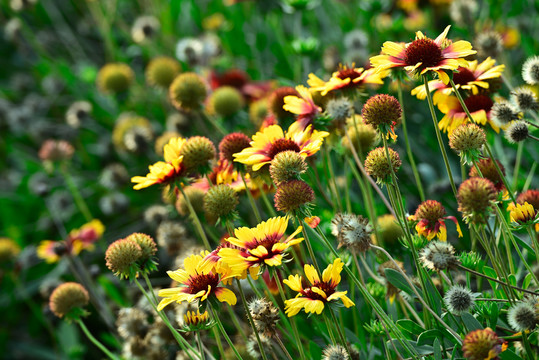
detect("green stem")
[324,146,343,212]
[240,172,262,223]
[209,304,244,359]
[423,75,457,196]
[236,279,269,360]
[328,308,351,357]
[212,327,226,359]
[196,332,206,360]
[512,142,523,190]
[61,166,92,222]
[297,215,320,273]
[456,264,537,296]
[274,335,294,360]
[177,184,212,250]
[322,312,337,344]
[77,319,119,360]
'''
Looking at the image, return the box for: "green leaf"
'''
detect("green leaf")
[499,349,524,360]
[433,338,442,360]
[489,303,499,329]
[417,329,444,346]
[461,312,483,331]
[397,319,425,336]
[523,272,533,289]
[309,341,322,360]
[97,276,129,307]
[384,268,414,295]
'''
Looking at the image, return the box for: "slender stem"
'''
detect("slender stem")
[196,332,206,360]
[236,279,269,360]
[274,335,294,360]
[322,312,337,344]
[199,111,227,136]
[260,190,277,217]
[397,78,425,201]
[177,184,212,250]
[328,308,352,357]
[297,215,320,273]
[240,172,262,223]
[512,142,523,190]
[209,304,244,359]
[456,264,537,296]
[61,166,92,222]
[484,144,517,203]
[77,319,119,360]
[324,146,343,212]
[212,327,226,359]
[424,75,457,196]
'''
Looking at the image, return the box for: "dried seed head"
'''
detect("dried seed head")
[203,184,238,220]
[65,101,92,128]
[450,0,478,27]
[116,308,149,339]
[38,140,74,162]
[364,147,401,184]
[522,55,539,85]
[326,98,353,126]
[248,297,279,337]
[100,163,129,189]
[156,221,189,255]
[332,213,372,253]
[420,241,458,271]
[505,121,529,144]
[507,301,538,332]
[125,233,157,262]
[274,179,314,214]
[444,285,475,315]
[475,31,503,59]
[143,205,169,227]
[123,126,153,153]
[491,101,520,126]
[49,282,89,318]
[269,150,308,186]
[361,94,402,131]
[131,16,160,43]
[322,344,349,360]
[169,72,207,111]
[511,87,539,111]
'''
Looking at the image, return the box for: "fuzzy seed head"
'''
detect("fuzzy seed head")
[491,101,520,126]
[332,213,373,253]
[469,158,505,191]
[462,328,505,360]
[322,344,349,360]
[449,123,486,152]
[364,147,401,183]
[169,72,207,110]
[156,221,189,255]
[420,241,458,271]
[361,94,402,131]
[450,0,478,26]
[274,179,314,213]
[507,301,538,332]
[146,56,181,88]
[116,308,149,339]
[105,238,143,278]
[209,86,244,117]
[97,63,134,94]
[143,205,169,227]
[125,233,157,261]
[326,98,353,125]
[269,87,299,119]
[522,56,539,85]
[65,101,92,128]
[248,297,279,336]
[511,87,539,111]
[444,285,475,315]
[131,15,160,43]
[219,132,251,163]
[203,184,238,219]
[475,31,503,59]
[49,282,89,318]
[504,121,529,144]
[180,136,216,173]
[269,150,308,186]
[123,126,153,153]
[457,177,497,224]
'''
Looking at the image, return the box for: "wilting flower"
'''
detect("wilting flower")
[462,328,507,360]
[131,137,186,190]
[283,258,355,316]
[370,25,476,84]
[409,200,462,241]
[438,93,498,133]
[157,251,237,310]
[308,65,388,96]
[233,124,329,171]
[283,85,321,133]
[217,216,303,278]
[411,58,504,104]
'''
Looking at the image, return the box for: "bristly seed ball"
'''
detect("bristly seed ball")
[145,56,181,89]
[169,72,207,111]
[364,147,401,183]
[469,158,505,192]
[105,238,143,279]
[522,55,539,85]
[419,241,458,271]
[49,282,89,318]
[219,132,251,163]
[203,184,238,220]
[444,285,475,315]
[180,136,216,173]
[462,328,506,360]
[325,98,353,126]
[504,121,529,144]
[449,0,478,27]
[490,101,520,126]
[274,179,314,213]
[125,233,157,261]
[361,94,402,131]
[457,177,497,224]
[511,87,539,111]
[97,63,135,94]
[322,344,349,360]
[209,86,244,117]
[507,301,538,332]
[269,86,299,120]
[475,30,503,59]
[269,150,308,186]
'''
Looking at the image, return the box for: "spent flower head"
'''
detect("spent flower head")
[511,87,539,112]
[444,285,476,315]
[462,328,507,360]
[504,121,529,144]
[361,94,401,140]
[507,301,538,332]
[269,150,308,186]
[203,184,239,222]
[169,72,207,111]
[491,101,520,127]
[274,179,314,215]
[522,55,539,85]
[105,238,143,279]
[419,241,458,271]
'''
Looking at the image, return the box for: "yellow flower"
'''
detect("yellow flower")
[132,137,186,190]
[283,258,355,317]
[157,251,237,311]
[409,200,462,241]
[183,310,210,327]
[283,85,321,133]
[370,25,476,84]
[307,65,388,96]
[411,58,505,104]
[217,216,303,279]
[233,124,329,171]
[510,202,537,225]
[437,94,499,134]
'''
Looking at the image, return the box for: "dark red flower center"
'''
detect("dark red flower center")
[336,67,361,81]
[267,138,301,159]
[187,273,220,294]
[404,38,444,69]
[453,67,476,86]
[460,95,494,113]
[301,281,336,301]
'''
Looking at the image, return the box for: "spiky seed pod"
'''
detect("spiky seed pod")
[49,282,89,318]
[364,147,401,183]
[100,163,129,189]
[203,184,238,220]
[146,57,181,88]
[361,94,402,132]
[175,186,205,216]
[169,72,207,111]
[504,121,529,143]
[457,177,497,224]
[0,238,20,262]
[462,328,506,360]
[180,136,216,174]
[522,56,539,85]
[143,205,169,227]
[248,298,279,337]
[155,131,182,156]
[274,179,314,214]
[444,285,475,315]
[326,98,353,127]
[105,238,143,279]
[219,132,251,163]
[65,101,92,128]
[511,87,539,111]
[99,193,129,216]
[269,87,299,120]
[469,158,505,192]
[131,16,160,43]
[475,31,503,59]
[246,334,273,359]
[209,86,244,117]
[97,63,134,94]
[449,123,486,152]
[376,214,404,245]
[269,150,308,186]
[449,0,478,27]
[419,241,458,271]
[334,213,373,253]
[112,114,153,152]
[342,122,379,154]
[491,101,520,126]
[322,344,349,360]
[116,308,149,339]
[125,233,157,261]
[507,301,538,332]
